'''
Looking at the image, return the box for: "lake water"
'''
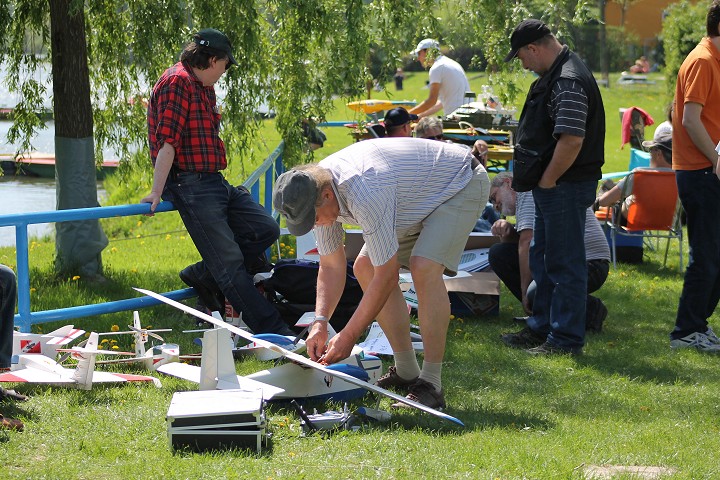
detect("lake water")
[0,176,107,247]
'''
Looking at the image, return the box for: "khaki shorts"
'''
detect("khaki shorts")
[358,166,490,273]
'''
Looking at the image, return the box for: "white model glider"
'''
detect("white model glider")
[0,332,161,390]
[135,287,464,426]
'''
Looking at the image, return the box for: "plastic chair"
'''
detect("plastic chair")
[607,169,683,270]
[628,148,651,170]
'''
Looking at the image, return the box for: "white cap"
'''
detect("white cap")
[412,38,439,56]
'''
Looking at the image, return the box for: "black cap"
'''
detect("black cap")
[642,133,672,153]
[504,19,551,62]
[383,107,418,128]
[194,28,237,67]
[272,169,319,236]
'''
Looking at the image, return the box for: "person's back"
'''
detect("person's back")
[430,55,471,116]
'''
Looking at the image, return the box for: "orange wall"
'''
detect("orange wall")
[605,0,677,46]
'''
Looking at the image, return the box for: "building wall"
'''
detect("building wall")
[605,0,677,46]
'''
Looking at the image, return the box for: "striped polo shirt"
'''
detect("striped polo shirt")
[314,138,475,266]
[550,79,588,138]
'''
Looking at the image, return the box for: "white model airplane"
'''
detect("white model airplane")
[0,332,162,390]
[157,328,284,400]
[233,333,307,361]
[159,320,380,402]
[12,324,86,358]
[98,311,179,371]
[135,287,464,426]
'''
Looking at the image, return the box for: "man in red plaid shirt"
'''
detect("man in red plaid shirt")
[142,28,293,336]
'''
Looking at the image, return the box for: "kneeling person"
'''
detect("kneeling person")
[273,138,490,409]
[487,172,610,340]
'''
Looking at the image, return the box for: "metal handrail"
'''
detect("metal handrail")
[2,141,285,332]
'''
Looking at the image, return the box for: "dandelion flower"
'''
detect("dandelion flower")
[111,325,120,332]
[72,275,81,281]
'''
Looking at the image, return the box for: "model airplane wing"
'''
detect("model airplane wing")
[134,287,464,426]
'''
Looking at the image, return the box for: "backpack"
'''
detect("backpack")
[259,259,363,331]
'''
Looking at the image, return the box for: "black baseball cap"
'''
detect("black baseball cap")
[194,28,238,67]
[383,107,418,128]
[504,19,551,62]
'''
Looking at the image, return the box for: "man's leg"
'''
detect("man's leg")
[0,265,16,370]
[488,242,522,303]
[530,181,595,352]
[353,255,419,388]
[168,174,290,335]
[585,259,610,333]
[672,169,720,347]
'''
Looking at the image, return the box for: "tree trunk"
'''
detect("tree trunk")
[599,0,610,89]
[49,0,108,279]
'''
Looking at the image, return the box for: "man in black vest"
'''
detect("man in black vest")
[500,19,605,355]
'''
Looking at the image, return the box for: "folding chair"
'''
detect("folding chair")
[607,169,683,270]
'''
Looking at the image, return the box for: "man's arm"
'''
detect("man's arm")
[538,133,584,188]
[682,102,718,169]
[305,246,347,361]
[140,142,175,214]
[491,219,519,243]
[517,229,533,314]
[319,254,400,364]
[409,83,441,118]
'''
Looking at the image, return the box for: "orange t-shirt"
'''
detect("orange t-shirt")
[672,37,720,170]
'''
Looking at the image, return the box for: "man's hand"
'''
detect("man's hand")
[491,219,514,239]
[472,140,489,169]
[306,322,329,361]
[140,192,162,216]
[318,330,356,365]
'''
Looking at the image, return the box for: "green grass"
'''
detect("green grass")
[2,72,714,479]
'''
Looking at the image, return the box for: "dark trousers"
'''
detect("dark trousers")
[672,168,720,339]
[163,171,288,334]
[489,241,609,322]
[0,265,16,369]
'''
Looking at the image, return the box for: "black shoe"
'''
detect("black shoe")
[586,298,608,333]
[501,326,546,349]
[526,341,582,356]
[179,265,225,313]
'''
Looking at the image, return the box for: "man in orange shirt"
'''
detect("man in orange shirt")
[670,0,720,352]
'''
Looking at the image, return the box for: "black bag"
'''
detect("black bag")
[260,259,363,331]
[511,144,549,192]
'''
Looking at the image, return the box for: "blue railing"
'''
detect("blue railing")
[2,142,285,332]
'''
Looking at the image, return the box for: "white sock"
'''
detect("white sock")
[419,361,442,391]
[393,349,420,380]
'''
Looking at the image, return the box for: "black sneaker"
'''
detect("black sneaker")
[392,379,446,410]
[526,341,582,356]
[376,366,418,392]
[179,265,225,313]
[501,326,546,349]
[586,298,608,333]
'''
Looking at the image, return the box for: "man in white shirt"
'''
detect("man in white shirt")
[409,39,471,118]
[273,138,489,409]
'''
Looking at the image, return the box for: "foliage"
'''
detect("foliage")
[0,0,602,171]
[662,0,708,96]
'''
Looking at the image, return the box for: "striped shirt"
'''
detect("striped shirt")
[549,79,588,139]
[516,192,610,261]
[314,138,475,266]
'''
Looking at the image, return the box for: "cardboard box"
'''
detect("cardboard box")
[166,389,267,453]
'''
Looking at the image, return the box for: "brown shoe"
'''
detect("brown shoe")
[376,366,418,392]
[0,414,24,431]
[392,379,446,410]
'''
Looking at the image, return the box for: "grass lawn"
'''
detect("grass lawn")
[2,71,715,479]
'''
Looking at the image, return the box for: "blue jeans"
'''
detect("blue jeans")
[527,181,596,349]
[672,168,720,339]
[0,265,16,369]
[163,172,286,334]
